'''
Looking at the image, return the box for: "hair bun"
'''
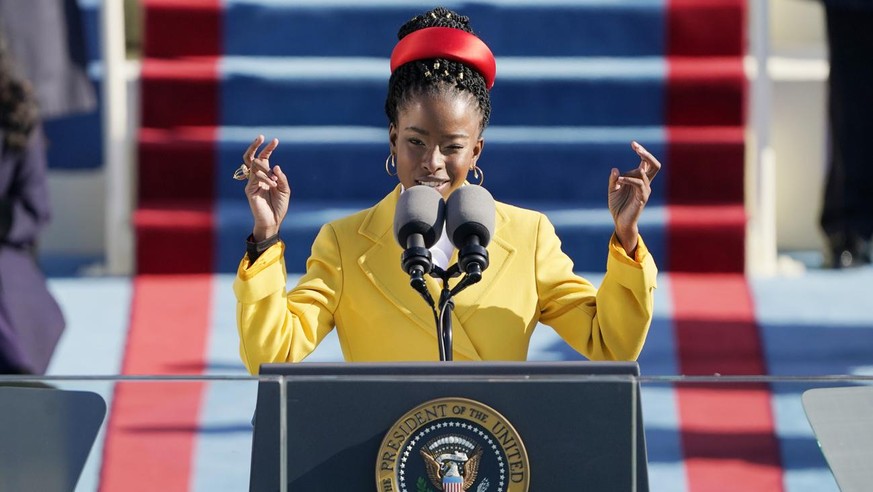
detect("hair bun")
[398,7,473,40]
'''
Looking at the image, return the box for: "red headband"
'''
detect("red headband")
[390,27,496,90]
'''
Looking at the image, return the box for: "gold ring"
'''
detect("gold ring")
[233,163,250,181]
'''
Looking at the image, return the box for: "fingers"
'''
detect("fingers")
[631,141,662,181]
[273,165,290,192]
[243,135,281,167]
[252,169,278,191]
[617,175,646,189]
[619,154,651,187]
[610,167,650,192]
[242,135,283,186]
[608,167,620,192]
[243,135,265,165]
[240,137,290,216]
[258,138,279,161]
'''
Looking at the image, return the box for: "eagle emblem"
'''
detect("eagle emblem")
[376,398,529,491]
[420,434,483,491]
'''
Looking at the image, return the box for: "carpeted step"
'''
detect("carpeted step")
[140,56,744,128]
[142,0,222,58]
[135,199,667,274]
[667,204,747,273]
[138,126,218,204]
[137,199,744,274]
[134,200,215,274]
[139,125,744,206]
[142,125,673,206]
[142,0,743,59]
[137,123,746,274]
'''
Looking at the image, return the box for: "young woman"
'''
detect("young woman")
[233,7,660,374]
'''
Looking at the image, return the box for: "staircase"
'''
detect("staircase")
[136,0,746,275]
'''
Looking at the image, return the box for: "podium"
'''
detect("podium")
[250,361,648,491]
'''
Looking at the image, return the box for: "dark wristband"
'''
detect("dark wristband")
[246,232,280,262]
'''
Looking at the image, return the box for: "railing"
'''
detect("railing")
[747,1,777,275]
[100,0,133,275]
[2,373,870,491]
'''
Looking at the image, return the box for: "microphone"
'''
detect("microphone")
[445,186,495,278]
[394,185,446,282]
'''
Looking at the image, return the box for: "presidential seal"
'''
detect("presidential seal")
[376,398,529,492]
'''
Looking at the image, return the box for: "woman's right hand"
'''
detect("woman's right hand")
[243,135,291,241]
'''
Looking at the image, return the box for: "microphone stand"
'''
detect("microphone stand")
[430,265,459,361]
[428,263,483,361]
[403,241,488,361]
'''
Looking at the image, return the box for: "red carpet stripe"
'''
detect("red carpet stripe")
[666,127,745,206]
[140,58,220,129]
[664,15,758,491]
[143,0,223,58]
[665,2,747,274]
[671,275,784,491]
[134,201,216,274]
[136,126,217,274]
[666,57,746,127]
[667,204,746,273]
[137,4,220,275]
[667,0,745,57]
[99,275,214,491]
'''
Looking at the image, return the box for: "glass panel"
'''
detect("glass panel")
[0,375,280,492]
[640,376,873,492]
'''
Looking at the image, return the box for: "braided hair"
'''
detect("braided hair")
[385,7,492,132]
[0,29,39,153]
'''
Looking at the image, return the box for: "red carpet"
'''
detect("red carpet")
[665,3,782,489]
[672,274,784,491]
[101,3,224,488]
[99,276,214,491]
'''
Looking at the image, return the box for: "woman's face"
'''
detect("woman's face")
[389,92,484,200]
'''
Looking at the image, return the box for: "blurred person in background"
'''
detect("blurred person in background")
[0,0,95,119]
[0,0,95,375]
[819,0,873,268]
[0,29,65,375]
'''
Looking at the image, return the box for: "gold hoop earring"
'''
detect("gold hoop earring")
[470,166,485,186]
[385,153,397,176]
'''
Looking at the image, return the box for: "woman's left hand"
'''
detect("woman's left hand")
[608,141,661,256]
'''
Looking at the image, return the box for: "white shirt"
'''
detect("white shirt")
[399,185,456,270]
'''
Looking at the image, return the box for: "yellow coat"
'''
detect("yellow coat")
[234,186,657,374]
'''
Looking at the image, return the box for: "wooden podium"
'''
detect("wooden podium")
[250,361,648,491]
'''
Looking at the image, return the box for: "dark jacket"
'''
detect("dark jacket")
[0,126,65,374]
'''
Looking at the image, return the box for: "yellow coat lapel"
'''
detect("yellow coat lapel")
[449,205,516,325]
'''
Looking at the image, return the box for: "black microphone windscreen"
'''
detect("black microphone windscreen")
[394,186,445,248]
[445,186,495,248]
